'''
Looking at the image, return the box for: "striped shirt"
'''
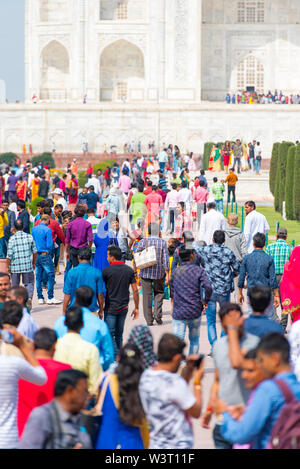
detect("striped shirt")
[136,236,170,280]
[265,240,292,275]
[0,355,46,449]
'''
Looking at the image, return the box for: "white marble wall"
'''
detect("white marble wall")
[1,103,300,157]
[202,0,300,101]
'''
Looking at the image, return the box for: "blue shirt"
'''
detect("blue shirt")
[244,314,284,338]
[86,192,99,210]
[54,307,114,371]
[31,223,53,253]
[63,262,104,313]
[238,249,278,292]
[221,372,300,449]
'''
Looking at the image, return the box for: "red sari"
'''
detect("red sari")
[280,246,300,323]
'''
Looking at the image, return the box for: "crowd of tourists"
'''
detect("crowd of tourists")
[225,90,300,105]
[0,148,300,451]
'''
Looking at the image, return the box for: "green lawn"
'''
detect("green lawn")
[225,204,300,247]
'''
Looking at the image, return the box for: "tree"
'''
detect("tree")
[269,143,280,196]
[294,144,300,222]
[285,145,296,220]
[274,142,294,214]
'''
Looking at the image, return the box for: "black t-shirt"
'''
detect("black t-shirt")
[102,263,136,314]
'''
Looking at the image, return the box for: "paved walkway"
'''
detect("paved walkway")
[32,269,218,449]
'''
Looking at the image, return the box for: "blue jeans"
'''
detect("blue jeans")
[104,311,127,358]
[206,292,230,348]
[159,162,165,173]
[0,237,7,258]
[255,159,261,173]
[36,254,55,300]
[173,317,202,355]
[215,199,223,213]
[64,260,72,284]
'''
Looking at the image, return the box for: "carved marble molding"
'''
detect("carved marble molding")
[98,33,147,55]
[174,0,188,82]
[39,34,71,53]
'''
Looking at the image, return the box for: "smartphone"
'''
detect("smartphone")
[194,354,205,369]
[0,330,14,344]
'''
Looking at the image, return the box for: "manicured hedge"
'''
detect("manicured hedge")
[274,142,294,214]
[202,143,214,170]
[285,145,296,220]
[269,143,280,196]
[293,144,300,222]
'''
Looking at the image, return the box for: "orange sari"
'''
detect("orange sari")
[31,179,39,201]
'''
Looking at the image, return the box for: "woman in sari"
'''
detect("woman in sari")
[208,144,222,172]
[222,141,231,174]
[93,218,118,274]
[242,143,249,171]
[280,246,300,323]
[16,176,28,201]
[95,344,149,449]
[68,174,79,206]
[31,175,40,201]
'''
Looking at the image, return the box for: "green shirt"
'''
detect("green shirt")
[265,240,292,275]
[130,192,146,224]
[212,182,225,201]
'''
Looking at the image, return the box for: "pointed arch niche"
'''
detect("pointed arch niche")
[100,39,145,102]
[40,41,70,101]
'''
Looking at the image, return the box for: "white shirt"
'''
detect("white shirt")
[86,177,101,195]
[244,210,270,253]
[0,355,46,449]
[199,209,226,245]
[178,188,193,206]
[56,197,68,211]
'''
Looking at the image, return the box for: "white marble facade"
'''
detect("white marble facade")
[1,0,300,156]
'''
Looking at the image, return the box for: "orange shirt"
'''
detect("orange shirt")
[225,173,238,186]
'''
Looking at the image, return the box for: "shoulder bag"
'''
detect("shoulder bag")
[134,237,157,269]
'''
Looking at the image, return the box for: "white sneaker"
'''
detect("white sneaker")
[38,299,45,305]
[47,298,62,305]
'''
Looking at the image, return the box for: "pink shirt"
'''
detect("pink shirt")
[144,192,163,215]
[118,175,131,194]
[165,190,180,209]
[58,180,66,192]
[194,187,209,204]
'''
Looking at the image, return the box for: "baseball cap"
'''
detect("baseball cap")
[53,188,63,196]
[277,227,287,237]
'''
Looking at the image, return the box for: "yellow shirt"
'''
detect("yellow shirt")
[0,212,9,239]
[54,332,102,393]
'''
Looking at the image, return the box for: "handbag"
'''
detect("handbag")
[80,374,111,448]
[134,237,157,269]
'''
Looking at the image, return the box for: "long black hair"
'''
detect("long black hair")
[115,344,145,426]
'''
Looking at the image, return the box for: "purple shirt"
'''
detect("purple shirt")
[65,217,93,249]
[8,175,18,192]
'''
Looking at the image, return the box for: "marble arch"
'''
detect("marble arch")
[99,39,145,102]
[40,40,70,101]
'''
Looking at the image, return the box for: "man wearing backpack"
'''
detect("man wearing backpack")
[213,333,300,449]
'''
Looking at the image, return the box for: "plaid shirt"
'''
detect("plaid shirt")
[136,236,170,279]
[212,182,225,201]
[265,240,292,274]
[7,231,37,273]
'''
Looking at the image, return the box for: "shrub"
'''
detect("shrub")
[294,144,300,222]
[203,143,214,170]
[0,153,18,166]
[285,145,296,220]
[269,143,280,196]
[274,142,294,214]
[93,160,115,173]
[78,170,87,189]
[31,152,55,169]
